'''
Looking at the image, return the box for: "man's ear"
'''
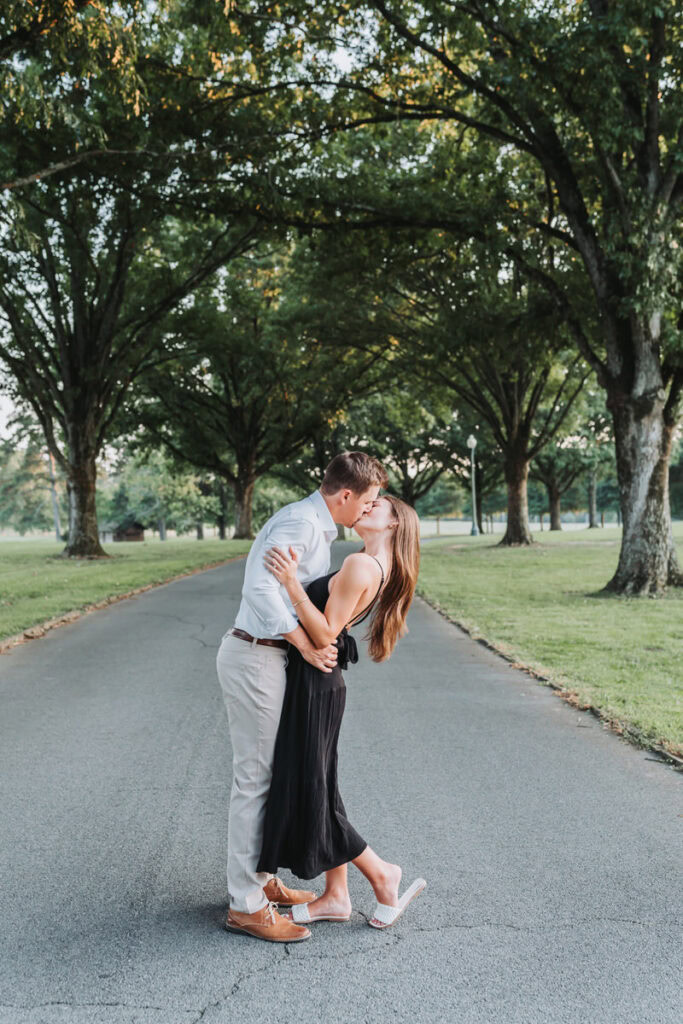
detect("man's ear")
[341,488,352,503]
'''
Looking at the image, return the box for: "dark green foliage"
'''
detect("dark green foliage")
[415,476,463,518]
[0,409,66,535]
[129,244,389,536]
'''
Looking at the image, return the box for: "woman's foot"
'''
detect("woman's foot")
[372,862,402,908]
[368,877,427,930]
[284,891,351,921]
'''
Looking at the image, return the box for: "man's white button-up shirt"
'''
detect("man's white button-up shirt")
[233,490,338,639]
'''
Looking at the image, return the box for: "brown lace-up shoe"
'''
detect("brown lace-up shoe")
[264,876,316,907]
[225,902,311,942]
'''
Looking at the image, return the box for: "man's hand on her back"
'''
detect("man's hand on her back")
[300,643,338,673]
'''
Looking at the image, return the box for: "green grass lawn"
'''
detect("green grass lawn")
[0,537,251,643]
[417,524,683,759]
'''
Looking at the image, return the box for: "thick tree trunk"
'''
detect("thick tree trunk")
[234,475,256,539]
[196,522,204,540]
[474,461,484,534]
[499,457,533,546]
[475,482,484,534]
[336,523,346,541]
[400,479,417,506]
[158,517,167,541]
[217,481,228,539]
[547,482,562,531]
[63,443,107,557]
[47,451,62,542]
[605,395,681,595]
[587,470,598,528]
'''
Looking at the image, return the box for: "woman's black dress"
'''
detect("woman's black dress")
[257,562,383,880]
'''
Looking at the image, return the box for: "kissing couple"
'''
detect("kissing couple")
[215,451,426,942]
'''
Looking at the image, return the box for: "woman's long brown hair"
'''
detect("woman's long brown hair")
[364,495,420,662]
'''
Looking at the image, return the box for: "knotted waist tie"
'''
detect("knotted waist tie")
[335,628,359,670]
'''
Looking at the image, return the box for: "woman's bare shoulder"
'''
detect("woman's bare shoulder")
[339,551,382,581]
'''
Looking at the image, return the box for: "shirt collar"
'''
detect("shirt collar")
[308,489,338,541]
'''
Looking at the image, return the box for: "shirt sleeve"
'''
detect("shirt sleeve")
[241,515,316,637]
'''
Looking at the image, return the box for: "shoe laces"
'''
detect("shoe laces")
[264,901,277,925]
[270,876,284,898]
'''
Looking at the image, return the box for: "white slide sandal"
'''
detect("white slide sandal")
[368,878,427,929]
[289,902,351,924]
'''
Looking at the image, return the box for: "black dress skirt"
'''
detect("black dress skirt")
[257,566,382,880]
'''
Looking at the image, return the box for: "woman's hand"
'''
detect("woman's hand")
[264,545,300,586]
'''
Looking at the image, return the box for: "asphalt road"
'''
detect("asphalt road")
[0,542,681,1024]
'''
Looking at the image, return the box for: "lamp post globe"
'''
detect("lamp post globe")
[466,435,479,536]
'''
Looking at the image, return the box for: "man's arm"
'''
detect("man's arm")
[242,516,316,637]
[282,624,338,673]
[242,515,338,671]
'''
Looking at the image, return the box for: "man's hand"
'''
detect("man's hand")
[300,642,338,674]
[283,625,338,674]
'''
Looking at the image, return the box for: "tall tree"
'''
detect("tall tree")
[531,441,590,531]
[0,185,257,555]
[130,249,388,537]
[246,0,683,591]
[368,237,589,543]
[529,389,608,529]
[1,1,142,188]
[99,449,212,541]
[0,5,279,555]
[310,391,466,507]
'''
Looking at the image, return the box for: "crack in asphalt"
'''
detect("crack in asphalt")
[188,951,288,1022]
[188,631,219,650]
[138,606,218,647]
[187,912,678,1019]
[3,915,673,1022]
[185,927,402,1022]
[403,915,674,935]
[0,1000,197,1014]
[135,610,216,651]
[187,936,403,1021]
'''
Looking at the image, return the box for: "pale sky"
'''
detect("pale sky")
[0,392,14,435]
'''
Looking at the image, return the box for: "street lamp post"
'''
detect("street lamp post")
[467,434,479,536]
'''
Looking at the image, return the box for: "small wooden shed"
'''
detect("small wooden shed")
[99,519,145,543]
[114,519,145,542]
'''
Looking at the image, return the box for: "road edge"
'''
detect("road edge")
[416,589,683,772]
[0,553,249,656]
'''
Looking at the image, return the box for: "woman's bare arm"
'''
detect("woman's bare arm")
[264,548,379,648]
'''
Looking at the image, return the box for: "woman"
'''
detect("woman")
[256,494,426,930]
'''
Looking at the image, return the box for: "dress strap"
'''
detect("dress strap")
[347,554,385,629]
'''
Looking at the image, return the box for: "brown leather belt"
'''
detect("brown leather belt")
[229,628,288,650]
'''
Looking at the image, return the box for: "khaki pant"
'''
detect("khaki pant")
[215,631,288,913]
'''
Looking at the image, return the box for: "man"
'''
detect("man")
[216,451,388,942]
